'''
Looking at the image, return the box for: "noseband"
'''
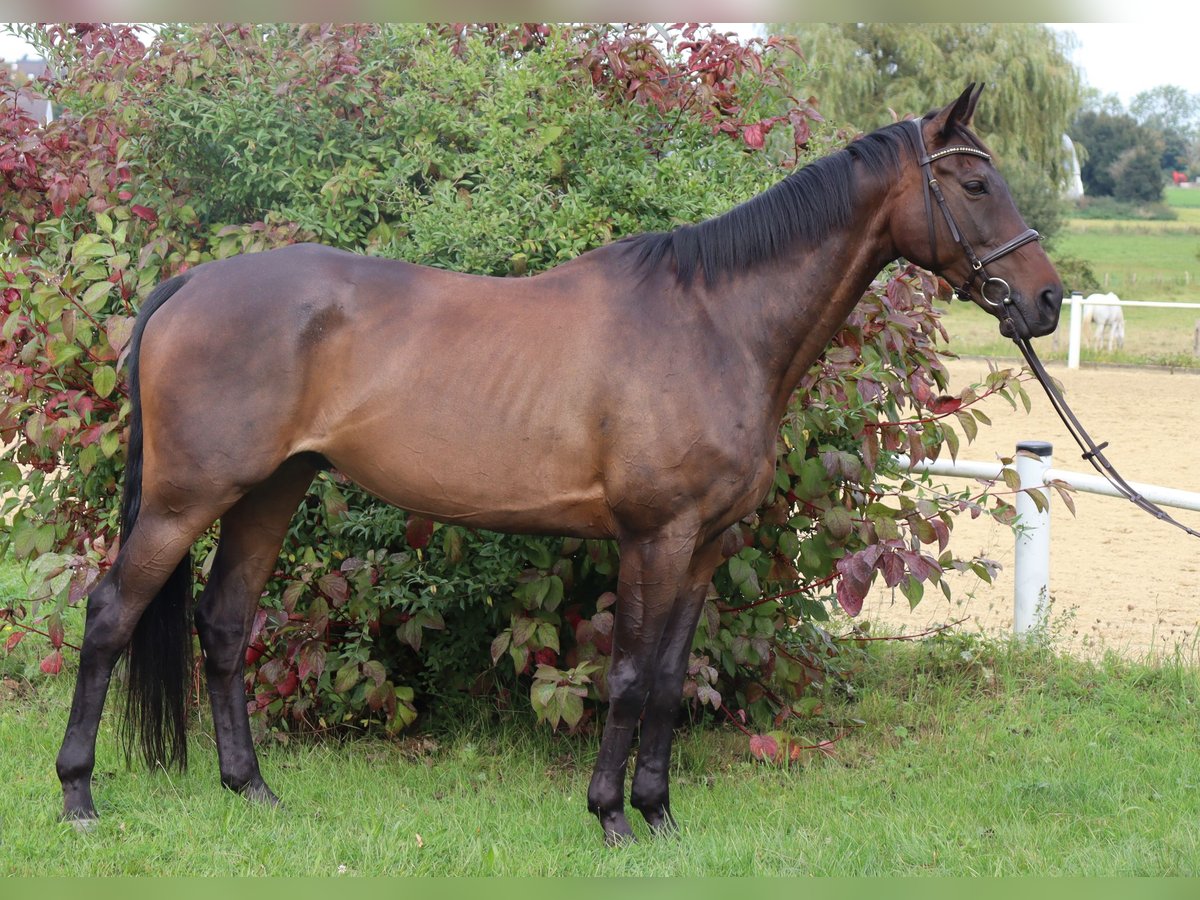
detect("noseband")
[903,120,1200,542]
[906,119,1041,310]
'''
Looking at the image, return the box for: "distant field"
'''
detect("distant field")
[1055,228,1200,300]
[937,298,1200,368]
[940,186,1200,367]
[1056,189,1200,302]
[1165,185,1200,209]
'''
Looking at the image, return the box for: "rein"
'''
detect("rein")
[1012,337,1200,540]
[905,119,1200,540]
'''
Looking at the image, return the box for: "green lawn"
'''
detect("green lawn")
[4,624,1200,875]
[940,186,1200,366]
[1165,185,1200,209]
[1055,228,1200,301]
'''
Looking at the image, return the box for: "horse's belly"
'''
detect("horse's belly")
[318,424,615,538]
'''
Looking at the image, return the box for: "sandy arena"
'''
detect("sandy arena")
[857,355,1200,660]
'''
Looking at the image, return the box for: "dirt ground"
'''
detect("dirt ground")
[857,356,1200,660]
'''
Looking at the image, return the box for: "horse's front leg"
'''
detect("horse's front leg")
[629,537,727,834]
[587,526,697,845]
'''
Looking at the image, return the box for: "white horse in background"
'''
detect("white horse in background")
[1082,291,1126,351]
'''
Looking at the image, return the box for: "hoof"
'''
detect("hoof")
[61,810,99,833]
[240,782,281,807]
[599,811,637,847]
[646,810,679,837]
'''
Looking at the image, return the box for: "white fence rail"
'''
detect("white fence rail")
[1065,291,1200,369]
[896,442,1200,636]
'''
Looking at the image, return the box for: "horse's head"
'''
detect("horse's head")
[890,84,1063,339]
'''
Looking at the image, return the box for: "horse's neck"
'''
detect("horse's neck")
[731,192,897,422]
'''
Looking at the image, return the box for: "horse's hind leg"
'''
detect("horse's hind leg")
[57,505,223,823]
[194,456,317,804]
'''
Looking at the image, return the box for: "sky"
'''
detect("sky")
[3,22,1199,110]
[1049,22,1200,106]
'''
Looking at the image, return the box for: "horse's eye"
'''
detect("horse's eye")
[964,180,987,195]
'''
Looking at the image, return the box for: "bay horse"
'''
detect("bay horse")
[56,85,1062,844]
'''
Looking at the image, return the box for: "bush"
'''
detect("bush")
[1,23,1028,742]
[1071,195,1177,221]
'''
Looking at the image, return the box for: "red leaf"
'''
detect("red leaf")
[257,657,285,686]
[836,578,867,616]
[130,204,158,224]
[40,649,64,675]
[749,733,778,762]
[928,395,963,415]
[297,641,326,682]
[405,515,433,550]
[880,550,907,588]
[741,123,765,149]
[317,572,349,607]
[5,631,25,652]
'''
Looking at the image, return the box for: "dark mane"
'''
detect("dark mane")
[622,120,915,286]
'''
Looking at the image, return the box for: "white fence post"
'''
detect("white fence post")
[897,441,1200,634]
[1067,291,1083,370]
[1013,441,1052,636]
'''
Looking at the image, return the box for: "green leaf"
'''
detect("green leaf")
[92,364,117,399]
[514,576,551,610]
[558,690,584,729]
[531,680,557,712]
[901,574,924,609]
[334,664,362,694]
[823,506,854,541]
[512,616,536,647]
[542,575,564,612]
[490,630,511,665]
[81,281,114,312]
[796,458,832,501]
[99,429,120,459]
[778,530,800,560]
[536,621,560,653]
[71,234,115,264]
[522,539,555,570]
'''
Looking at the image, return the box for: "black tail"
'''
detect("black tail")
[117,274,194,772]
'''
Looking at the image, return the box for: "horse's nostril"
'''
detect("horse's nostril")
[1040,284,1064,315]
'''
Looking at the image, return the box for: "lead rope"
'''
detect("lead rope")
[1011,334,1200,540]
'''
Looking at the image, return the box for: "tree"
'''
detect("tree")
[1072,110,1163,199]
[1111,145,1167,203]
[768,23,1082,240]
[1130,85,1200,174]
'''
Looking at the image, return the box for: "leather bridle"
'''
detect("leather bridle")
[905,118,1200,541]
[907,119,1041,313]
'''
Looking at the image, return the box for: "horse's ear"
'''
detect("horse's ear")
[929,83,984,138]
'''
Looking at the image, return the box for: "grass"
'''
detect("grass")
[1165,185,1200,209]
[4,611,1200,875]
[1055,229,1200,300]
[941,186,1200,366]
[936,296,1200,368]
